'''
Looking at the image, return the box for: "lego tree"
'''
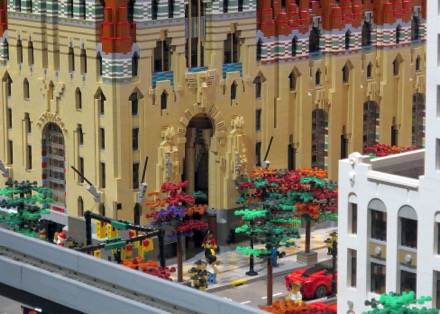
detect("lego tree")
[363,291,439,314]
[0,179,52,237]
[235,168,338,255]
[364,144,418,159]
[235,168,303,305]
[146,181,208,282]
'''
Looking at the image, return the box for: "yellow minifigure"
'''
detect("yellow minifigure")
[286,281,302,305]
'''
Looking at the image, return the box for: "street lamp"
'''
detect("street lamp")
[324,231,337,297]
[246,219,258,276]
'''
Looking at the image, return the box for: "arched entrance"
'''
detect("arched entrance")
[42,123,66,213]
[183,114,214,197]
[183,114,213,256]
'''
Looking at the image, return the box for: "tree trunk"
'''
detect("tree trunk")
[177,235,183,282]
[267,258,273,306]
[305,220,311,254]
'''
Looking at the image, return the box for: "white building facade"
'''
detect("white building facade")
[337,0,440,311]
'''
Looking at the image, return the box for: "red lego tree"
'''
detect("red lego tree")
[364,143,418,159]
[146,181,208,282]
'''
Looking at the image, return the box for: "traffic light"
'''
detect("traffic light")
[139,239,154,258]
[106,223,118,238]
[96,221,106,239]
[125,244,133,259]
[93,250,102,258]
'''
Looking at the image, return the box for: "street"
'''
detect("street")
[0,296,22,314]
[212,271,289,309]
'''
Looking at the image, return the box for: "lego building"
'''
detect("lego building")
[0,0,426,241]
[337,0,438,310]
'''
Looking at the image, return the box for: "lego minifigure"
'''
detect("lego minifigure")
[56,232,67,247]
[38,228,48,241]
[202,230,221,274]
[286,281,302,304]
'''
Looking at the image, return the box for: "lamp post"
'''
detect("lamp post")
[324,231,338,297]
[246,220,258,276]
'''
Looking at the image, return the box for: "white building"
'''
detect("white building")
[337,0,440,312]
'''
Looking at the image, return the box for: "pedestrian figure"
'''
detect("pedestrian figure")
[202,230,221,274]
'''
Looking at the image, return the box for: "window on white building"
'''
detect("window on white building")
[371,209,387,241]
[349,202,358,234]
[400,218,417,248]
[371,262,386,294]
[348,249,357,287]
[400,269,416,295]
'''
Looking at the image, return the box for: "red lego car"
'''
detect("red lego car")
[285,264,336,299]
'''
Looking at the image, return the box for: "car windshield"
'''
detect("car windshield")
[301,264,329,278]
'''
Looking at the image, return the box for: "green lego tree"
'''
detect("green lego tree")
[363,291,438,313]
[0,179,52,237]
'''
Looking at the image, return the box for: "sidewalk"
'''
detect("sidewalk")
[169,226,337,292]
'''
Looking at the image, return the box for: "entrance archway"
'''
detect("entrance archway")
[183,114,214,198]
[42,123,66,213]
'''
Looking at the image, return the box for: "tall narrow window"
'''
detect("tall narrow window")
[223,0,228,13]
[309,26,320,53]
[315,69,322,86]
[127,0,135,22]
[25,113,31,133]
[231,81,237,101]
[8,140,13,164]
[100,162,106,188]
[363,101,377,149]
[97,53,103,76]
[48,81,54,100]
[152,0,158,20]
[161,90,168,112]
[130,92,139,115]
[67,0,74,17]
[349,203,357,234]
[254,76,262,99]
[80,48,87,74]
[371,209,387,241]
[68,47,75,72]
[224,32,239,63]
[396,24,402,44]
[342,64,349,83]
[7,108,12,128]
[80,0,86,19]
[289,71,297,91]
[133,162,140,189]
[367,62,373,78]
[345,30,351,50]
[23,78,29,99]
[256,39,263,61]
[412,93,425,148]
[348,249,357,287]
[415,56,421,72]
[311,109,326,168]
[6,75,12,97]
[78,157,84,182]
[26,145,32,169]
[75,88,82,110]
[78,124,84,145]
[132,52,139,77]
[168,0,174,18]
[371,262,386,294]
[291,36,298,57]
[256,109,262,131]
[15,0,21,12]
[411,15,420,40]
[78,197,84,216]
[99,203,106,216]
[238,0,243,12]
[400,270,416,295]
[132,128,139,151]
[100,127,105,150]
[28,41,34,65]
[4,39,9,61]
[393,58,400,76]
[98,91,106,115]
[17,39,23,64]
[256,142,262,166]
[153,40,170,72]
[401,217,417,248]
[362,21,372,47]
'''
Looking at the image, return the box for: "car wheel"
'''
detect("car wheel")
[314,285,327,299]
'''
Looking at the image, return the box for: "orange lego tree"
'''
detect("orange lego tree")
[146,181,208,282]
